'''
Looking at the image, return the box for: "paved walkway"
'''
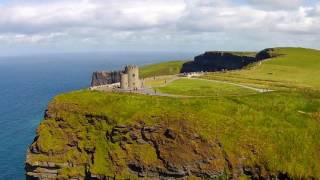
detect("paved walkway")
[114,87,194,98]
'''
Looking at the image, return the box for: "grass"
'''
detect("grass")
[156,78,256,96]
[35,119,70,153]
[202,48,320,90]
[143,75,177,87]
[213,51,257,57]
[140,60,186,78]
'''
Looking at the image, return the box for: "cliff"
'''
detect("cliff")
[25,89,320,179]
[255,48,279,60]
[91,71,121,87]
[25,93,229,179]
[181,49,276,73]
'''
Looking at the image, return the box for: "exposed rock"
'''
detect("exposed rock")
[181,51,257,72]
[26,108,297,180]
[25,159,66,180]
[110,122,227,179]
[44,109,52,119]
[91,71,121,87]
[26,119,230,179]
[181,49,280,73]
[255,48,278,60]
[164,129,176,140]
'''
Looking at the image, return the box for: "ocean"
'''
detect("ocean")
[0,52,196,179]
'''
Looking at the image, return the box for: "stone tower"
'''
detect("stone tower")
[120,73,129,89]
[125,65,140,89]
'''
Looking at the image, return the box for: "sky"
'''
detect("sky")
[0,0,319,55]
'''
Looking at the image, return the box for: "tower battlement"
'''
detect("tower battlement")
[125,65,138,71]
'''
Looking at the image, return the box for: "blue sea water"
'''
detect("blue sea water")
[0,52,195,179]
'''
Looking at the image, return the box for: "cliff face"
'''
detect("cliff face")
[26,113,229,179]
[25,91,304,180]
[181,49,276,73]
[27,116,287,180]
[91,71,121,87]
[255,48,278,60]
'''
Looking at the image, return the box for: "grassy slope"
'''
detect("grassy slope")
[202,48,320,90]
[143,75,177,87]
[222,51,257,57]
[140,60,186,78]
[29,47,320,178]
[156,78,256,96]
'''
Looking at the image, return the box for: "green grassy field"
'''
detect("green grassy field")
[28,47,320,179]
[140,60,186,78]
[143,75,177,87]
[156,78,256,96]
[202,48,320,90]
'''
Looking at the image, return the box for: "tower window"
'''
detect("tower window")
[133,74,135,77]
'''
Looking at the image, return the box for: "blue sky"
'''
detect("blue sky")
[0,0,319,55]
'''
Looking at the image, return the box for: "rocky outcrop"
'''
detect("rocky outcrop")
[256,48,278,60]
[25,115,296,180]
[181,49,279,73]
[26,99,307,180]
[181,52,257,72]
[91,71,121,87]
[25,160,70,180]
[26,117,229,179]
[109,123,227,179]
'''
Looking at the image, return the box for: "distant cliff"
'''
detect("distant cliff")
[181,49,276,73]
[255,48,278,60]
[91,71,121,87]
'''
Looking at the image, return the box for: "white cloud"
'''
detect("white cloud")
[177,4,267,32]
[0,0,186,33]
[271,7,320,34]
[246,0,304,10]
[0,32,67,43]
[178,1,320,35]
[0,0,319,54]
